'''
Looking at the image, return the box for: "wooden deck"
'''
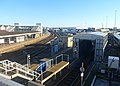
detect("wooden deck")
[49,61,69,74]
[30,64,39,71]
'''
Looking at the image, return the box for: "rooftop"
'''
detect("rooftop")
[0,76,23,86]
[88,32,108,37]
[114,34,120,40]
[75,32,107,37]
[94,78,120,86]
[108,56,119,60]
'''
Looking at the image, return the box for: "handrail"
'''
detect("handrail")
[90,75,96,86]
[55,54,69,64]
[0,59,40,80]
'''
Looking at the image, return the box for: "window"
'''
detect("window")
[59,40,62,42]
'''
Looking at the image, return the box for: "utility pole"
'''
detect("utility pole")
[80,62,85,86]
[114,10,117,27]
[102,23,104,29]
[108,58,114,86]
[27,54,30,69]
[106,16,108,29]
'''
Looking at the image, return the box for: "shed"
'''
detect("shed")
[73,32,108,62]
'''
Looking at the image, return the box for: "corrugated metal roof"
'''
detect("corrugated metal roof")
[74,32,107,40]
[88,32,107,37]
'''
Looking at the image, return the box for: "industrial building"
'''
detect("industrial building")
[49,27,76,34]
[0,23,43,33]
[76,26,96,32]
[51,36,73,55]
[73,32,108,62]
[58,36,73,49]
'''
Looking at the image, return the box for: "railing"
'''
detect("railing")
[6,26,15,32]
[0,60,40,80]
[36,54,69,83]
[0,54,69,82]
[90,75,96,86]
[55,54,69,64]
[32,26,38,31]
[36,59,53,81]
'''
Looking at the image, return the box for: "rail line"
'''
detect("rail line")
[55,59,81,86]
[0,32,55,65]
[18,33,54,64]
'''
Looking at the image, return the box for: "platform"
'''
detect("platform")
[30,58,51,70]
[0,32,50,54]
[38,61,69,84]
[30,64,39,71]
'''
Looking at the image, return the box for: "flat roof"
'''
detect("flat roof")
[88,32,108,37]
[114,34,120,40]
[94,78,120,86]
[0,76,24,86]
[15,26,38,29]
[108,56,119,60]
[74,32,108,40]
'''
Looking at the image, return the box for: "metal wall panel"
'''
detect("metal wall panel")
[73,33,108,62]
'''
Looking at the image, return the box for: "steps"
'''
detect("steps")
[0,60,40,80]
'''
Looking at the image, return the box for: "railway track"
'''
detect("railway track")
[0,32,55,64]
[55,60,81,86]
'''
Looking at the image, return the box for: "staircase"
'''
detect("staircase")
[0,60,40,80]
[6,26,15,32]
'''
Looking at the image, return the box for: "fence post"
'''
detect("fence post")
[41,65,43,82]
[62,54,63,61]
[56,57,57,64]
[67,55,69,62]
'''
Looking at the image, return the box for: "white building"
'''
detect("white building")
[0,23,43,35]
[0,30,40,44]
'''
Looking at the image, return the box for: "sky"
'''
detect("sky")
[0,0,120,28]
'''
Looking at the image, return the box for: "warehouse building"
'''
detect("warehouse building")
[73,32,108,62]
[51,36,73,55]
[58,36,73,49]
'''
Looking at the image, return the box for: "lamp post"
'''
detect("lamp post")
[80,62,85,86]
[27,54,30,69]
[108,58,114,86]
[106,16,108,29]
[114,10,117,27]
